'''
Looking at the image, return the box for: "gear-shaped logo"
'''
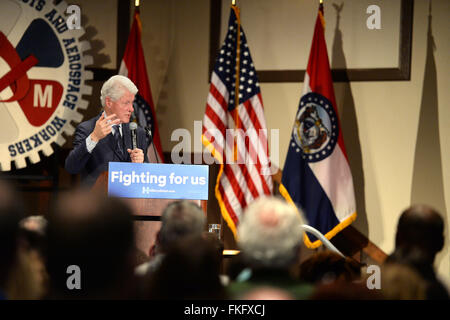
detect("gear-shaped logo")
[0,0,92,171]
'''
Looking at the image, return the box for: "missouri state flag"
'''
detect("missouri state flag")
[119,8,164,163]
[279,3,356,248]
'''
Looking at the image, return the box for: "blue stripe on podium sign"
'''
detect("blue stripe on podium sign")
[108,162,209,200]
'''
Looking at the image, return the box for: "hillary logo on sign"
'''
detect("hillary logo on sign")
[292,92,339,162]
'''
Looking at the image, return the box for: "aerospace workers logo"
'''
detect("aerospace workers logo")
[0,0,92,171]
[292,92,339,163]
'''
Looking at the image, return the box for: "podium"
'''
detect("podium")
[93,170,208,257]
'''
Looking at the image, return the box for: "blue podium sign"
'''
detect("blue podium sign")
[108,162,209,200]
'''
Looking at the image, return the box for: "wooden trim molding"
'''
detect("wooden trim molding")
[209,0,413,82]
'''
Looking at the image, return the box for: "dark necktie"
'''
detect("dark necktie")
[113,125,125,161]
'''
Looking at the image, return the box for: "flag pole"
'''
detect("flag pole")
[319,0,325,27]
[232,4,241,162]
[133,0,142,32]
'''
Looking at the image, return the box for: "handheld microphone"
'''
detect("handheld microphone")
[129,122,138,149]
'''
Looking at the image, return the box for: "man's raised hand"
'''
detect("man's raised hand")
[91,114,120,142]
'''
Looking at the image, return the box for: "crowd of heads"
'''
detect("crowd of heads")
[0,178,448,300]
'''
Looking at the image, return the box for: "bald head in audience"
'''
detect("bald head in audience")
[395,204,444,262]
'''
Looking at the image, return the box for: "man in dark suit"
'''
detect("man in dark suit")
[65,75,149,186]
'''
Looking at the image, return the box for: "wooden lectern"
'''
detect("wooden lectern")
[93,171,207,257]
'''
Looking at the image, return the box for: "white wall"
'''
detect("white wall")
[135,0,449,284]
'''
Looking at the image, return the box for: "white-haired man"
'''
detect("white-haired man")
[228,196,313,299]
[65,75,149,186]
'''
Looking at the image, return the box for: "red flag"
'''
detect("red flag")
[119,9,164,163]
[202,6,273,236]
[279,4,356,248]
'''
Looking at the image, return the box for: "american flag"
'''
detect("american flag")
[202,6,273,237]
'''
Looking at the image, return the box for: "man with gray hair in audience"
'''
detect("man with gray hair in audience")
[228,196,313,299]
[135,200,206,276]
[65,75,149,186]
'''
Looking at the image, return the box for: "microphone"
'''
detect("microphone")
[129,122,138,149]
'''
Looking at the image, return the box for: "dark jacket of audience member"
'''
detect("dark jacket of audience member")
[143,236,226,300]
[46,188,135,299]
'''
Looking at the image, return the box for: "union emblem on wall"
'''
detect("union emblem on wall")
[0,0,92,170]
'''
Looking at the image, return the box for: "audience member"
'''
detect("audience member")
[225,254,249,282]
[132,247,151,268]
[46,188,136,299]
[143,235,226,299]
[0,180,25,300]
[227,196,313,299]
[311,280,383,300]
[240,286,295,300]
[135,200,206,276]
[6,216,48,299]
[299,250,363,285]
[380,263,427,300]
[385,204,449,299]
